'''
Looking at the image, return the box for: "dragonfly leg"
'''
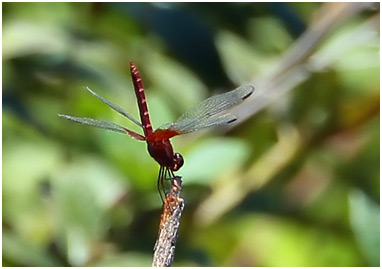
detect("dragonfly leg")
[157,166,165,203]
[169,170,176,181]
[157,167,179,204]
[162,168,172,198]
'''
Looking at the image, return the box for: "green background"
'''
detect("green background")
[3,2,380,266]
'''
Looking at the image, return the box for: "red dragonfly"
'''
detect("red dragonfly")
[60,62,254,198]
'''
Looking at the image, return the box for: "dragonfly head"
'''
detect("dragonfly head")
[171,153,184,171]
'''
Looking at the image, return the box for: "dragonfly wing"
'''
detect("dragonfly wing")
[85,87,142,128]
[162,113,237,134]
[158,84,254,135]
[176,85,254,122]
[59,114,145,140]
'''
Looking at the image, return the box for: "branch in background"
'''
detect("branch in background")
[196,2,378,228]
[230,2,375,125]
[152,176,184,267]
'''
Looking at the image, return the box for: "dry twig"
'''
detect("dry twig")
[152,176,184,267]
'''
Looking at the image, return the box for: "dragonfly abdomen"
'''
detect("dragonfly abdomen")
[130,62,153,137]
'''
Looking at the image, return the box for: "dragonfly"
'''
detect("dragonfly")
[59,61,254,199]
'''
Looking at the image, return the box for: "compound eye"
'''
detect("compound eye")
[171,153,184,171]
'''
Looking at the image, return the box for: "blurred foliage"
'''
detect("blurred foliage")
[2,2,380,267]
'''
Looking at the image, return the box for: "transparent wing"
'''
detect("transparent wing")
[59,114,145,140]
[158,84,254,134]
[160,114,238,134]
[176,85,254,122]
[85,87,142,128]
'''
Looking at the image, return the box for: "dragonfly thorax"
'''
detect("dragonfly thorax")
[147,139,184,171]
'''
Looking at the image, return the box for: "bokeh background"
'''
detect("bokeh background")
[2,2,380,267]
